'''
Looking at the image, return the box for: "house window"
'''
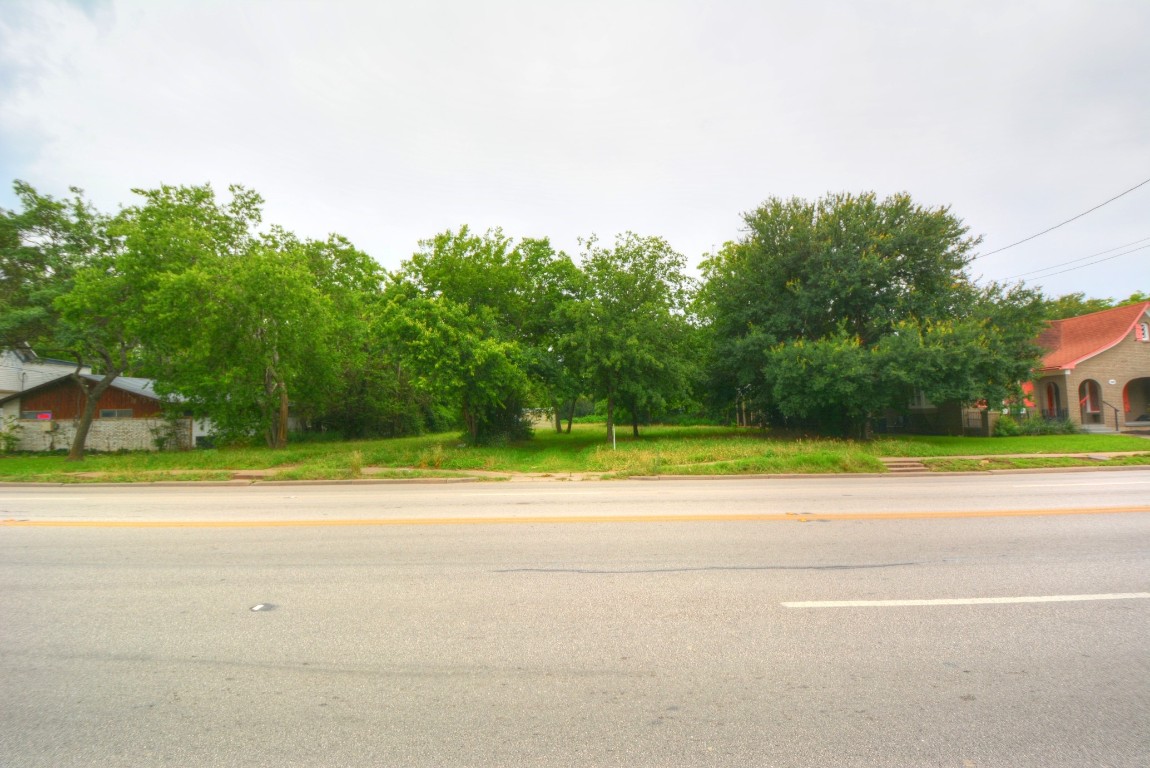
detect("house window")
[1139,322,1149,342]
[20,411,52,420]
[99,409,133,419]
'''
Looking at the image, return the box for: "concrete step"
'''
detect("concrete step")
[881,458,929,474]
[1080,424,1118,434]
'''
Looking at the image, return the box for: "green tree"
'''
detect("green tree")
[375,280,530,444]
[153,236,336,448]
[1040,290,1149,321]
[1,181,138,461]
[566,233,697,438]
[702,192,1045,436]
[296,235,395,439]
[515,237,585,432]
[0,181,101,346]
[118,185,342,448]
[1040,292,1114,321]
[401,226,581,440]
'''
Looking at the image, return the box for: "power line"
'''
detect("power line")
[1018,243,1150,282]
[974,175,1150,261]
[1001,235,1150,279]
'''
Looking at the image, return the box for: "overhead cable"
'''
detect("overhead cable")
[1018,243,1150,281]
[974,175,1150,261]
[1001,234,1150,279]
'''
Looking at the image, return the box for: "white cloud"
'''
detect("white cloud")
[2,0,1147,297]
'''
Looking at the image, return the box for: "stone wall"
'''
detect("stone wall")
[13,417,193,452]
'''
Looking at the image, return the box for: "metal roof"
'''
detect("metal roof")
[0,373,162,407]
[78,374,159,400]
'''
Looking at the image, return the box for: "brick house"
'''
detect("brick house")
[1031,301,1150,432]
[0,373,195,451]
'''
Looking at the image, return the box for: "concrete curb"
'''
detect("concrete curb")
[3,461,1150,487]
[2,450,1148,487]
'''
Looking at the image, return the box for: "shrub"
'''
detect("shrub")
[996,414,1077,437]
[0,415,22,452]
[655,414,725,427]
[1018,417,1077,435]
[994,415,1021,437]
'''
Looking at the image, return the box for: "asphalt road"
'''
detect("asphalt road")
[2,473,1148,767]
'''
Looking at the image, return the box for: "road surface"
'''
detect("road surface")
[2,472,1148,766]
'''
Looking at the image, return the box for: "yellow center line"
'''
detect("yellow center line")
[2,506,1148,528]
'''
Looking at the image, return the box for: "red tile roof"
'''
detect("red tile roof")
[1036,301,1150,370]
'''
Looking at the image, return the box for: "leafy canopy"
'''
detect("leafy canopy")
[566,232,699,436]
[701,192,1045,435]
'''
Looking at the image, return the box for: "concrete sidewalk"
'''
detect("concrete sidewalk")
[880,451,1150,475]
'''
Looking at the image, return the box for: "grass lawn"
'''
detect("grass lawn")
[1,424,1146,482]
[926,455,1150,472]
[867,433,1150,457]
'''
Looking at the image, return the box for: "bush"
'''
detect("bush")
[465,397,533,446]
[0,415,22,452]
[996,414,1077,437]
[994,415,1021,437]
[655,414,724,427]
[1018,417,1077,435]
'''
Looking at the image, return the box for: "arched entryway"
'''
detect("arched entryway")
[1079,379,1102,425]
[1124,377,1150,428]
[1043,381,1063,419]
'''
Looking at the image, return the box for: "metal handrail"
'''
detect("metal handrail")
[1100,400,1122,431]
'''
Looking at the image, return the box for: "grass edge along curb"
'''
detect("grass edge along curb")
[1,425,1148,482]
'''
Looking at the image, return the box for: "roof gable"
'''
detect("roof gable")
[1037,301,1150,370]
[0,373,160,408]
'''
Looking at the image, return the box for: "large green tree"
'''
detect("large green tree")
[119,185,350,448]
[701,192,1045,436]
[294,235,394,439]
[566,233,698,438]
[1041,290,1150,321]
[1,182,98,346]
[401,226,581,441]
[373,279,530,444]
[1,181,142,461]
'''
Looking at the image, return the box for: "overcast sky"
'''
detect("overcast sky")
[2,0,1147,300]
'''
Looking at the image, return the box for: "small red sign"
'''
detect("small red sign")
[36,412,52,421]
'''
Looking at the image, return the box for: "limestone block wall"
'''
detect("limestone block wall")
[14,417,192,452]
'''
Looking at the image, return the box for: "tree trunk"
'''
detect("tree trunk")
[263,364,290,449]
[565,399,576,434]
[632,410,639,437]
[276,384,289,448]
[67,383,103,461]
[848,414,873,441]
[462,394,478,443]
[67,372,119,462]
[606,392,614,440]
[552,397,562,433]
